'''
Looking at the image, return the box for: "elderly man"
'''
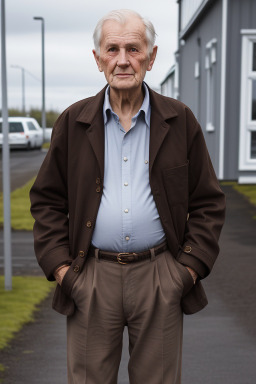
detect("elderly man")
[30,9,225,384]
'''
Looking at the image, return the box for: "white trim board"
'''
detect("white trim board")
[218,0,228,180]
[238,176,256,184]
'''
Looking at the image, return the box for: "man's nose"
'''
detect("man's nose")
[117,49,129,67]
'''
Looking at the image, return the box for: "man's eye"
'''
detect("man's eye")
[129,48,138,52]
[108,47,117,52]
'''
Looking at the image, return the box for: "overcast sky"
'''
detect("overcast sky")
[1,0,178,114]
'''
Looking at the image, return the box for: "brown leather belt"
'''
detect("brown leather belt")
[88,241,168,265]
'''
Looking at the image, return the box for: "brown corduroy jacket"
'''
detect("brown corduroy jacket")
[30,85,225,316]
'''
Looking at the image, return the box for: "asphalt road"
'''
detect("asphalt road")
[0,185,256,383]
[0,148,47,192]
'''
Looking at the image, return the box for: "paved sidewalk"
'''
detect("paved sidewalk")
[0,184,256,383]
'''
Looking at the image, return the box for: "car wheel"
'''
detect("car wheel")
[27,142,31,151]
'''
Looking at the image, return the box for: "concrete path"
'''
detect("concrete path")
[0,148,46,192]
[0,184,256,383]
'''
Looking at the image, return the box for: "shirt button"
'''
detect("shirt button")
[86,221,92,228]
[96,177,100,184]
[124,209,129,213]
[96,186,101,193]
[145,160,149,164]
[125,236,130,241]
[184,245,192,253]
[78,250,85,258]
[123,157,128,162]
[124,182,128,186]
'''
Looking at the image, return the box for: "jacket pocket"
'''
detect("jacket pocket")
[52,284,75,316]
[174,261,194,297]
[61,266,74,298]
[162,161,189,206]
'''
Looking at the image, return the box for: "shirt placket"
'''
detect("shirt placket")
[121,127,134,252]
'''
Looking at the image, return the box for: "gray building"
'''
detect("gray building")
[162,0,256,182]
[160,65,178,99]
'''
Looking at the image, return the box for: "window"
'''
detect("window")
[251,131,256,159]
[253,42,256,72]
[239,31,256,171]
[0,122,24,134]
[194,61,200,78]
[252,77,256,120]
[9,122,24,133]
[205,39,217,132]
[27,122,37,131]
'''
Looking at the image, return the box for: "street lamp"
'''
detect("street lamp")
[1,0,12,290]
[11,65,25,113]
[33,16,46,142]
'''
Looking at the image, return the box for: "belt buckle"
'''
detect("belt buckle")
[117,252,134,265]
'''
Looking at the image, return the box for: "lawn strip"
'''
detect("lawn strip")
[0,276,53,350]
[0,177,35,230]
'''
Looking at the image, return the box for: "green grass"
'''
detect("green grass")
[0,178,35,230]
[42,142,50,149]
[0,276,53,350]
[232,184,256,207]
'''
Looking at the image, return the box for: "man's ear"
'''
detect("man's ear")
[92,49,103,72]
[147,45,158,71]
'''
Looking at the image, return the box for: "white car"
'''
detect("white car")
[0,117,43,149]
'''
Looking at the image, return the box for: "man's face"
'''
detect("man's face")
[93,17,157,92]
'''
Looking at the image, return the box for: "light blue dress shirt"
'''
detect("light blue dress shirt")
[91,83,166,252]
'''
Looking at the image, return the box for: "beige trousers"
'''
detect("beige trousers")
[67,249,187,384]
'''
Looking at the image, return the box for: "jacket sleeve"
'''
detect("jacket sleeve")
[176,107,226,279]
[30,110,72,281]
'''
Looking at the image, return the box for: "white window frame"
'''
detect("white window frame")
[205,39,217,132]
[239,30,256,171]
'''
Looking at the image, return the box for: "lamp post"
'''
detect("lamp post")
[11,65,25,113]
[33,16,46,142]
[1,0,12,290]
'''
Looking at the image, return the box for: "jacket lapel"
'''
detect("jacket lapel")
[75,84,178,179]
[148,86,178,174]
[76,86,107,179]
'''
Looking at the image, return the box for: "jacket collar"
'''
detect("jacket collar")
[76,85,107,125]
[76,83,178,125]
[76,86,107,180]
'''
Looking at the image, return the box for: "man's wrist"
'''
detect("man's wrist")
[185,266,198,284]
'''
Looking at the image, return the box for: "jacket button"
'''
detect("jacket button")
[79,250,85,258]
[184,245,192,253]
[73,265,80,273]
[96,177,100,184]
[86,221,92,228]
[96,186,101,193]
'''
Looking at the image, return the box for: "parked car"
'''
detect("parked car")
[0,117,43,149]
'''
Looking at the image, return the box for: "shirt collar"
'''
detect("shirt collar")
[103,82,151,127]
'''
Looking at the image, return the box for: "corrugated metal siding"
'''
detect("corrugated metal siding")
[179,0,222,173]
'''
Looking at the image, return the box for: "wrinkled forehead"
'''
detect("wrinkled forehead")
[100,17,147,45]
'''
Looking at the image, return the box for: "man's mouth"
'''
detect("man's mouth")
[115,73,133,76]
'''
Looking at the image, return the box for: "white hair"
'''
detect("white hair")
[93,9,156,55]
